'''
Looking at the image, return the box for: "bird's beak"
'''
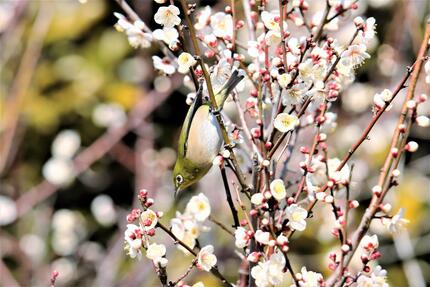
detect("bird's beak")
[174,187,181,200]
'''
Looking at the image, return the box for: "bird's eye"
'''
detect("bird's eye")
[175,175,184,184]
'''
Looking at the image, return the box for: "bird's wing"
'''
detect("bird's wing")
[183,80,204,157]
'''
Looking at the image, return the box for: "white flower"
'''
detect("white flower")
[235,227,249,248]
[195,6,211,30]
[287,37,301,55]
[126,25,153,48]
[274,113,299,133]
[42,157,75,186]
[251,193,264,205]
[340,44,370,67]
[382,208,409,234]
[0,195,17,226]
[265,30,281,45]
[140,209,158,229]
[277,73,292,88]
[416,115,430,127]
[90,195,116,227]
[299,267,324,287]
[146,243,166,260]
[255,230,271,245]
[152,27,179,47]
[298,60,325,85]
[361,234,379,252]
[251,252,286,287]
[51,130,81,159]
[114,13,152,48]
[270,179,287,201]
[321,112,337,133]
[185,193,211,221]
[154,256,169,267]
[197,245,217,271]
[152,56,176,75]
[210,12,233,38]
[261,11,283,31]
[124,224,143,259]
[357,266,388,287]
[286,204,307,231]
[154,0,166,3]
[283,82,306,106]
[92,103,127,128]
[154,5,181,28]
[327,158,350,184]
[177,52,197,74]
[424,60,430,83]
[356,17,377,42]
[192,282,205,287]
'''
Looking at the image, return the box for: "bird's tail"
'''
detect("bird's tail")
[215,69,245,107]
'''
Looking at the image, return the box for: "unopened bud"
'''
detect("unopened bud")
[405,141,418,152]
[372,185,382,196]
[349,200,359,208]
[416,115,430,127]
[406,100,416,109]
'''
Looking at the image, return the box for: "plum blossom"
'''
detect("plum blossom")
[124,224,143,260]
[194,6,211,30]
[286,204,308,231]
[261,11,281,31]
[298,267,324,287]
[114,13,152,49]
[283,82,307,106]
[197,245,217,271]
[251,193,265,205]
[382,208,409,234]
[361,234,379,252]
[210,12,233,38]
[0,195,17,226]
[152,27,179,48]
[424,60,430,83]
[152,56,176,75]
[235,227,250,248]
[178,52,197,74]
[255,230,271,245]
[42,157,75,186]
[251,252,286,287]
[277,73,292,88]
[356,266,388,287]
[154,5,181,28]
[146,243,166,261]
[340,44,370,67]
[270,179,287,201]
[274,113,299,133]
[51,130,81,159]
[185,193,211,222]
[140,209,158,230]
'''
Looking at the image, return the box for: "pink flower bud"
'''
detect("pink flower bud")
[300,146,310,154]
[391,147,399,158]
[372,185,382,196]
[406,100,416,109]
[265,142,272,149]
[127,214,136,222]
[405,141,418,152]
[349,200,359,208]
[146,228,156,236]
[287,197,295,205]
[145,198,154,207]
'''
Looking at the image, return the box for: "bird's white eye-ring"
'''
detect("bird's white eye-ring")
[176,175,184,184]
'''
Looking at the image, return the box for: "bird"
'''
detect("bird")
[173,69,244,193]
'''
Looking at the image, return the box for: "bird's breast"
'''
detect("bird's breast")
[186,107,222,165]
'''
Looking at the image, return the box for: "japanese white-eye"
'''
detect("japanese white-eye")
[173,70,244,192]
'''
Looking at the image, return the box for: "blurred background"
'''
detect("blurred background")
[0,0,429,286]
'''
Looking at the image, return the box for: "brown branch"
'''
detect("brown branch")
[326,19,430,287]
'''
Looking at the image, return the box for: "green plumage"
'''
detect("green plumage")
[173,70,244,192]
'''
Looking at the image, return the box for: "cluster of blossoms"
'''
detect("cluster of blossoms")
[124,190,217,286]
[112,0,429,286]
